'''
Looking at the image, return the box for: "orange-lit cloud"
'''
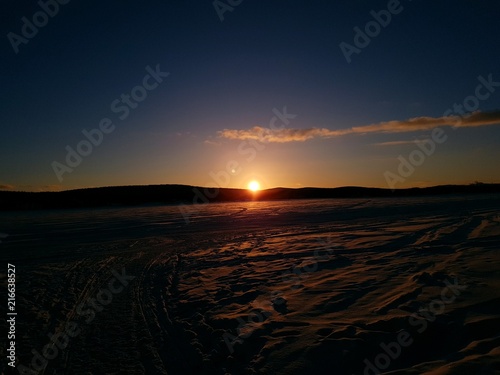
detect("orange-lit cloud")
[373,140,430,147]
[218,126,346,143]
[204,139,222,146]
[0,184,65,192]
[0,184,14,190]
[217,110,500,143]
[352,110,500,134]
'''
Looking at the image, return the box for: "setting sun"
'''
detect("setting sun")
[248,180,260,192]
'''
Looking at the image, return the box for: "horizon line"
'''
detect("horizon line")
[1,181,499,194]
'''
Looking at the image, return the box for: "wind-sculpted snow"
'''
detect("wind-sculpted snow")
[0,195,499,374]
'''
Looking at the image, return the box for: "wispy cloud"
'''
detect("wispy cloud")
[352,110,500,134]
[373,140,430,147]
[0,184,14,190]
[218,126,346,143]
[217,110,500,143]
[0,184,65,192]
[204,139,222,146]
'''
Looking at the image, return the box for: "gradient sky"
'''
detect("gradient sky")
[1,0,499,191]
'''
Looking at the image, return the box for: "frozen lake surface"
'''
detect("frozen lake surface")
[1,195,500,374]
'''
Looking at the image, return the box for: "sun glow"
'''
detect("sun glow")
[248,180,260,192]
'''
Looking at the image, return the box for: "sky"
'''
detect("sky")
[1,0,500,192]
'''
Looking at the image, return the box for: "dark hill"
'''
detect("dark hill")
[0,183,499,210]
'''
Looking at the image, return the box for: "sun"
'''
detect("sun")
[248,180,260,192]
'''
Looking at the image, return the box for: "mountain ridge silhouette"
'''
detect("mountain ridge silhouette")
[1,183,499,210]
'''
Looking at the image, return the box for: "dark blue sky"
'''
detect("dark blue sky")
[2,1,499,190]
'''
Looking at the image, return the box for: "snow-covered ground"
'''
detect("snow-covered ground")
[1,195,499,374]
